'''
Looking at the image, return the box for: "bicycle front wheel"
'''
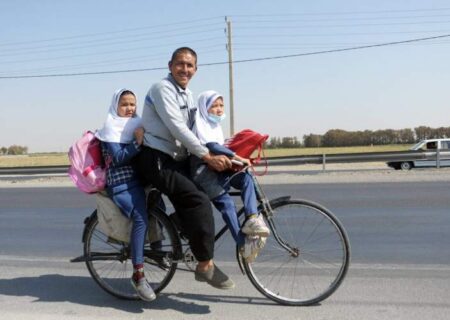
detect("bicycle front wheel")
[243,199,350,306]
[84,208,180,300]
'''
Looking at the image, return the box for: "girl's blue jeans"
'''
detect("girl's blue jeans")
[109,186,148,265]
[212,172,258,246]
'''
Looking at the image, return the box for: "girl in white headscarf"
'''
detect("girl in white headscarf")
[96,88,142,143]
[191,90,270,263]
[96,88,156,301]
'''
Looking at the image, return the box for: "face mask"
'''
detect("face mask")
[207,113,226,124]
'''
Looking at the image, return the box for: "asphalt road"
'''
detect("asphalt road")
[1,180,450,319]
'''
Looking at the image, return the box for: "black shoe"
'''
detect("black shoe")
[194,264,235,290]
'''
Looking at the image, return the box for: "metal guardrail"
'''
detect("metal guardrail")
[0,150,449,175]
[263,149,450,169]
[264,150,426,166]
[0,165,69,175]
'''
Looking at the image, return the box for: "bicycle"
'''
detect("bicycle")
[71,165,350,306]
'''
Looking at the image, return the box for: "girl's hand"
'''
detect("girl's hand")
[134,127,144,145]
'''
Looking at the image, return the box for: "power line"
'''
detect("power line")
[234,20,450,30]
[0,36,223,65]
[0,48,225,76]
[229,33,450,64]
[0,16,223,47]
[234,13,450,22]
[0,22,224,56]
[230,7,450,18]
[1,33,448,79]
[234,30,450,38]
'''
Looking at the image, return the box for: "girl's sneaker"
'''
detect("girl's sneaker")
[131,276,156,301]
[242,215,270,237]
[241,235,267,263]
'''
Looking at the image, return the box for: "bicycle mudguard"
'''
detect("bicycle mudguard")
[82,211,97,243]
[267,196,291,207]
[70,212,97,263]
[236,245,246,275]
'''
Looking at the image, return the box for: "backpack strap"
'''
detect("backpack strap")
[250,143,268,176]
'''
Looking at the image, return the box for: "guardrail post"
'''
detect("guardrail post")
[436,149,440,169]
[322,154,326,171]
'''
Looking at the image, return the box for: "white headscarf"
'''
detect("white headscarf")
[95,88,142,143]
[193,90,225,145]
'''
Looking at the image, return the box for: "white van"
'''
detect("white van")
[387,138,450,170]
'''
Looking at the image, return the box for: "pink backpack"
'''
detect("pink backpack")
[68,131,107,194]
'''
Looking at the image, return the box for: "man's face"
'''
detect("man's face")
[169,52,197,89]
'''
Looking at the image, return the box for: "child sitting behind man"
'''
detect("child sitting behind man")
[95,88,156,301]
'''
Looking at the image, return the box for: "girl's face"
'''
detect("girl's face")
[208,97,224,116]
[117,93,136,117]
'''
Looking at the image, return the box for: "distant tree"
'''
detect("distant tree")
[398,128,415,144]
[7,145,28,155]
[303,134,322,147]
[432,127,450,139]
[279,137,301,148]
[0,147,7,155]
[265,136,303,148]
[266,137,281,149]
[414,126,433,140]
[322,129,348,147]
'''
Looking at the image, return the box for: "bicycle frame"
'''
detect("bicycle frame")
[204,168,298,274]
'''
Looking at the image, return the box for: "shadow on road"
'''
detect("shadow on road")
[0,273,284,312]
[0,274,212,314]
[173,292,279,306]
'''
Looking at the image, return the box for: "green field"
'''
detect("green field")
[0,145,410,167]
[0,153,70,167]
[263,144,410,157]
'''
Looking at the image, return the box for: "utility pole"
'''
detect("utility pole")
[226,16,235,136]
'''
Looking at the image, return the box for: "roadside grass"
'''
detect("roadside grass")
[263,144,410,157]
[0,145,410,167]
[0,153,70,167]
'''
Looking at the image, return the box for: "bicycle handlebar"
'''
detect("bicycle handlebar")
[231,159,245,167]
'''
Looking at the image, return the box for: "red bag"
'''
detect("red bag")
[225,129,269,164]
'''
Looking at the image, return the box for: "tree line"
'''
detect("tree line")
[2,126,449,153]
[0,145,28,155]
[265,126,450,148]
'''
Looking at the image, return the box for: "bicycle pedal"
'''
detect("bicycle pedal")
[183,248,198,271]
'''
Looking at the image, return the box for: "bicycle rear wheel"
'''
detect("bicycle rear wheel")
[243,199,350,306]
[84,208,181,300]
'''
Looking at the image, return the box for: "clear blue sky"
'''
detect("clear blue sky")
[1,0,449,152]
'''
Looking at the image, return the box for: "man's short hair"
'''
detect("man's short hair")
[170,47,197,64]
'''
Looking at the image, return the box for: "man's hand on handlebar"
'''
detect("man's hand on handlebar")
[202,153,232,172]
[233,155,251,167]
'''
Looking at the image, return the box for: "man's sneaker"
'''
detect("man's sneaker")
[241,235,267,263]
[131,277,156,301]
[242,215,270,237]
[194,264,235,289]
